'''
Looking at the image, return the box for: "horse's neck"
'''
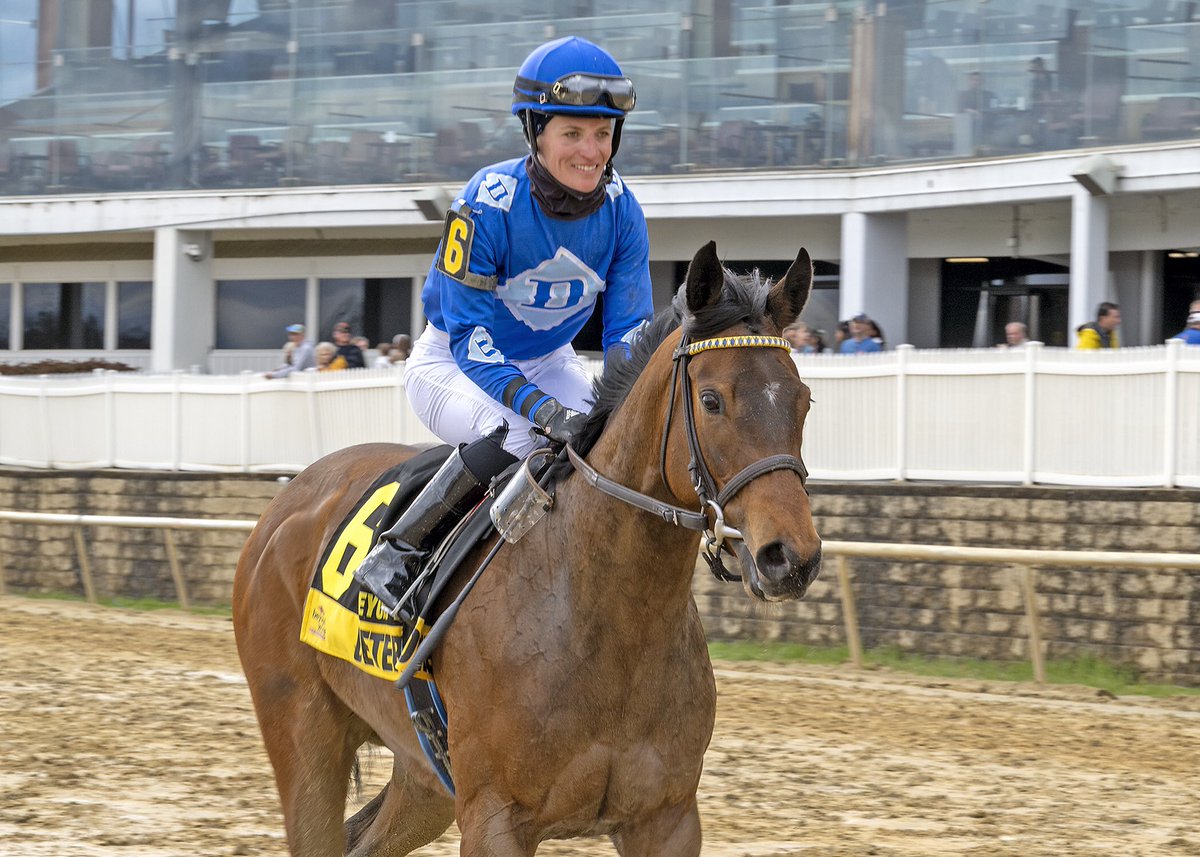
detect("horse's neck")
[553,357,701,612]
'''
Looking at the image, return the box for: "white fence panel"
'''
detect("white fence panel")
[44,378,111,468]
[1033,352,1167,486]
[2,343,1198,483]
[0,381,51,466]
[110,378,180,470]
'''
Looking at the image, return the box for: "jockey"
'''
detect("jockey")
[356,36,654,618]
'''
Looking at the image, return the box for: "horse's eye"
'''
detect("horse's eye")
[699,391,723,414]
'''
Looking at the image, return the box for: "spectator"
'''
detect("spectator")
[353,335,371,353]
[314,341,347,371]
[782,322,808,351]
[865,319,886,350]
[833,320,851,350]
[957,71,996,114]
[1076,302,1121,349]
[1170,300,1200,345]
[1000,321,1029,349]
[391,333,413,362]
[1027,57,1053,106]
[839,313,883,354]
[264,323,316,378]
[331,321,366,368]
[802,327,827,354]
[373,342,393,368]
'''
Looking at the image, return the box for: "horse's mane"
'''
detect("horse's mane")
[546,265,775,484]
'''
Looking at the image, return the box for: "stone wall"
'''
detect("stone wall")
[2,469,1197,684]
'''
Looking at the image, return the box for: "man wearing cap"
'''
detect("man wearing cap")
[839,313,882,354]
[264,324,315,378]
[1170,300,1200,345]
[331,321,365,369]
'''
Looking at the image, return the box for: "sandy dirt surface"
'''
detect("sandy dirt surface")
[2,596,1200,857]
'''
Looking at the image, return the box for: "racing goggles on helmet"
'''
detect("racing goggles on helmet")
[518,73,637,113]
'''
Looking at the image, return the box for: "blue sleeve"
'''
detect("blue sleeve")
[434,205,531,408]
[600,192,654,361]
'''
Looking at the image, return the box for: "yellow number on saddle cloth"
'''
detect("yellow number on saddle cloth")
[301,479,434,682]
[319,482,400,600]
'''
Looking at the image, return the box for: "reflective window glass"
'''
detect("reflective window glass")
[0,283,10,348]
[319,277,412,347]
[216,279,305,348]
[117,281,153,349]
[23,282,104,349]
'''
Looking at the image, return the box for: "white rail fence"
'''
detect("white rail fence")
[0,341,1197,486]
[3,508,1197,684]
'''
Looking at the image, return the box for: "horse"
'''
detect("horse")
[232,239,823,857]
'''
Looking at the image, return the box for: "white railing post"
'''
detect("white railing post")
[38,374,53,468]
[170,370,183,470]
[895,344,912,480]
[306,370,322,462]
[103,369,116,468]
[1163,337,1181,488]
[239,371,252,473]
[1023,341,1042,486]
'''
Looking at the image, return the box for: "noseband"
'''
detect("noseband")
[565,332,808,582]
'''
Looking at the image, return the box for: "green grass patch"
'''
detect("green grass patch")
[10,590,231,616]
[709,640,1200,698]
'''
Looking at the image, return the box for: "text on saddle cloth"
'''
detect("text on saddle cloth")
[299,444,491,682]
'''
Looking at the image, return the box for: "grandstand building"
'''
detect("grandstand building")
[0,0,1197,371]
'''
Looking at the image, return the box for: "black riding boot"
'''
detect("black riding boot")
[354,431,516,619]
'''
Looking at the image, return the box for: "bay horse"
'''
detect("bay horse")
[232,240,822,856]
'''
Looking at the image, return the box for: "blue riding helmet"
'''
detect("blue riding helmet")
[511,36,636,118]
[511,36,635,173]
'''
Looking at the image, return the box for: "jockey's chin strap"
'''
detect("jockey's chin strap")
[566,332,809,583]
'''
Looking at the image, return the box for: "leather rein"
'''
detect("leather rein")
[566,332,808,582]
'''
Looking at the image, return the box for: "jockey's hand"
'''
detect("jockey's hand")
[531,398,588,448]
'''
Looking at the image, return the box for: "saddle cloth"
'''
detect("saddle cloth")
[298,445,508,796]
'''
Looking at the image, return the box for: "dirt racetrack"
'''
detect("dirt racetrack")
[2,596,1200,856]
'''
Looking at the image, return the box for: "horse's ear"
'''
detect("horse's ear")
[684,240,725,314]
[767,247,813,329]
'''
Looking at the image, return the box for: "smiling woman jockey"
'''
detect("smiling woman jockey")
[356,36,653,615]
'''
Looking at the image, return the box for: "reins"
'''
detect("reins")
[576,332,810,582]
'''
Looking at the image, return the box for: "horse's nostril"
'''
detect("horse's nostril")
[755,541,801,584]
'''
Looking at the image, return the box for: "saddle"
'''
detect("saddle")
[300,444,518,795]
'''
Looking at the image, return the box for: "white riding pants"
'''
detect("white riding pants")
[403,324,594,458]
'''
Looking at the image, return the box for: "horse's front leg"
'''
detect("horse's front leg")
[611,799,702,857]
[457,792,537,857]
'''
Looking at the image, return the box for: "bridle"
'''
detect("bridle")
[565,331,808,582]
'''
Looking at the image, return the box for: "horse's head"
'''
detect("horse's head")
[666,240,822,601]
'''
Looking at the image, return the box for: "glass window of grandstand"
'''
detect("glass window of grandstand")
[0,284,10,349]
[22,282,105,349]
[117,281,152,349]
[318,279,412,348]
[216,279,306,349]
[3,1,1199,196]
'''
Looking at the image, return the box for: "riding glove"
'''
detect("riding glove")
[531,398,588,448]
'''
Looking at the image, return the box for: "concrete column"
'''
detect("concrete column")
[840,211,908,343]
[152,227,214,373]
[410,274,426,335]
[1068,188,1110,338]
[1139,250,1164,344]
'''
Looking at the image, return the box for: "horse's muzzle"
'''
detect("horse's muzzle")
[737,541,822,601]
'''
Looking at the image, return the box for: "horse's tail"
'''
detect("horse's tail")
[344,781,389,853]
